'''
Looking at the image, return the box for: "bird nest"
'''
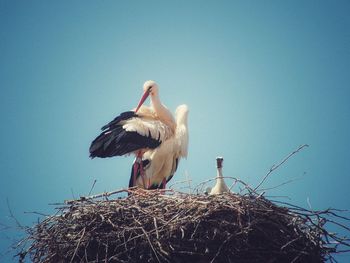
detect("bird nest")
[16,188,349,263]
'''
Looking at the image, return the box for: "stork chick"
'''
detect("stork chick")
[209,157,230,195]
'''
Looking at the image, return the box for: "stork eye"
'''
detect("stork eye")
[148,86,153,92]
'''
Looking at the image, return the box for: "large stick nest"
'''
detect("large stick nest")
[17,188,349,263]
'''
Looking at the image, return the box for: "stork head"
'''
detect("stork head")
[143,80,159,96]
[135,80,159,112]
[216,157,224,168]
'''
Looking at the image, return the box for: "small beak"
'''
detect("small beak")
[135,89,150,112]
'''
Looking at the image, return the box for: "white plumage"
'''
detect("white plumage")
[133,104,189,189]
[209,157,230,195]
[122,111,174,144]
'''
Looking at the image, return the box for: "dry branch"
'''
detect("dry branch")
[254,144,309,192]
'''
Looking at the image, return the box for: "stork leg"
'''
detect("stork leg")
[132,159,139,187]
[132,151,148,189]
[161,178,167,189]
[139,159,147,189]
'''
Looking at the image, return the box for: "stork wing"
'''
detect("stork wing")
[89,111,172,158]
[101,111,136,131]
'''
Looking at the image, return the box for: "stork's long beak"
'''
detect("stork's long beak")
[135,89,150,112]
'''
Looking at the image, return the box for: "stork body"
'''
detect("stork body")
[210,157,230,195]
[89,81,188,189]
[130,105,189,189]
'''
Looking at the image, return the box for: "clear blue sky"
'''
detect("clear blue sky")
[1,1,349,262]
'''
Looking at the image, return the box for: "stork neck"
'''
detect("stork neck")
[151,94,176,131]
[214,167,229,193]
[150,95,162,111]
[217,167,224,178]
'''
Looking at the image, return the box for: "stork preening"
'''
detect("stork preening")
[209,157,230,195]
[89,80,189,190]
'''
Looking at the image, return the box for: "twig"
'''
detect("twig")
[184,170,192,194]
[70,227,85,263]
[88,179,97,196]
[70,188,76,199]
[168,179,193,189]
[6,198,22,228]
[65,187,136,204]
[23,211,50,217]
[258,172,306,192]
[254,144,309,191]
[140,227,161,263]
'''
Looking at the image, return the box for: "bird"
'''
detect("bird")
[130,104,189,189]
[89,80,189,189]
[209,157,230,195]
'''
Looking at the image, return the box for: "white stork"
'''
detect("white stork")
[89,80,189,189]
[209,157,230,195]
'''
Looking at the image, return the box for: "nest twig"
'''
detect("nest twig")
[16,188,350,263]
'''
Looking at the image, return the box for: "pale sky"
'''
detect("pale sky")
[1,1,349,261]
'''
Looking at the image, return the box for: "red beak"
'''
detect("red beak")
[135,89,150,112]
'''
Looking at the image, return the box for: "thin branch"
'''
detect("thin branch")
[6,198,22,228]
[88,179,97,196]
[70,227,86,263]
[64,187,136,204]
[254,144,309,191]
[258,172,306,192]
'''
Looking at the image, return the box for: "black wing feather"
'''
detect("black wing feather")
[101,111,136,131]
[89,111,161,158]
